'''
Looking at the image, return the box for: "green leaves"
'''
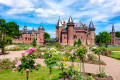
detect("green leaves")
[32,38,37,47]
[44,58,57,69]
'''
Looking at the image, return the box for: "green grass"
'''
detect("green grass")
[109,52,120,59]
[0,66,60,80]
[108,47,120,51]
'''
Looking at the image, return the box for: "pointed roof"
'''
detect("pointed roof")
[56,16,62,27]
[23,22,27,30]
[112,24,115,32]
[68,15,73,23]
[89,20,94,28]
[32,27,35,31]
[38,23,44,29]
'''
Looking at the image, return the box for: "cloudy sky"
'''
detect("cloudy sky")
[0,0,120,38]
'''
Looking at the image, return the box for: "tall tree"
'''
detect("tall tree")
[95,31,111,44]
[77,38,82,46]
[44,32,50,39]
[5,22,22,38]
[115,31,120,37]
[32,38,37,47]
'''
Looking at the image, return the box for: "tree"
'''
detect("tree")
[13,48,40,80]
[95,31,111,44]
[44,32,50,39]
[5,21,22,38]
[77,38,82,46]
[74,41,77,47]
[115,31,120,37]
[99,40,102,47]
[95,48,103,77]
[32,38,37,47]
[75,47,87,80]
[5,37,12,45]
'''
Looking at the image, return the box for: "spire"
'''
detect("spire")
[57,16,62,27]
[89,20,94,28]
[38,23,44,29]
[23,22,27,30]
[112,24,115,32]
[68,15,73,23]
[32,27,35,31]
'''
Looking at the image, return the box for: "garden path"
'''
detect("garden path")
[0,50,120,80]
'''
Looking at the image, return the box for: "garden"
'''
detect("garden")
[0,42,116,80]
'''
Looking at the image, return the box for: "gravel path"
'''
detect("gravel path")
[0,51,120,80]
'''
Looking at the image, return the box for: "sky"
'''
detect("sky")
[0,0,120,38]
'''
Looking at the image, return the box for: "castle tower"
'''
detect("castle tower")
[111,24,115,45]
[67,15,74,46]
[89,20,95,45]
[56,16,62,43]
[38,23,44,45]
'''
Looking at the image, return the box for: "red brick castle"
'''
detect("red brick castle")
[12,23,44,45]
[56,16,95,46]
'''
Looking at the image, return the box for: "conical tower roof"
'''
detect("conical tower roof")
[38,23,44,29]
[89,20,94,28]
[112,24,115,32]
[68,15,73,23]
[56,16,62,27]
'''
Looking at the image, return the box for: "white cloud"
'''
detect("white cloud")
[47,31,56,38]
[0,0,34,14]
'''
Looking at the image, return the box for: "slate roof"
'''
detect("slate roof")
[112,24,115,32]
[38,23,44,29]
[68,16,73,23]
[115,37,120,40]
[74,21,84,28]
[20,30,39,34]
[89,20,94,28]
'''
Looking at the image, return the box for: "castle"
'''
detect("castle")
[56,16,95,46]
[12,23,44,45]
[111,24,120,45]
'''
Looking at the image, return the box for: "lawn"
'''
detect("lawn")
[0,66,60,80]
[109,52,120,59]
[108,47,120,51]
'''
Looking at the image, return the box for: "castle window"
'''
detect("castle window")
[64,36,66,39]
[36,34,37,36]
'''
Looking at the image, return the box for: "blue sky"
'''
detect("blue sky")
[0,0,120,38]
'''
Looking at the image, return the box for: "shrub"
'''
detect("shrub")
[74,41,77,47]
[32,38,37,47]
[13,48,40,80]
[5,37,12,44]
[87,54,97,61]
[77,38,82,46]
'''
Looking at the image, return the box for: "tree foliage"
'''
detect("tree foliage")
[115,31,120,37]
[99,40,102,47]
[77,38,82,46]
[32,38,37,47]
[95,31,111,44]
[74,41,77,47]
[44,32,50,39]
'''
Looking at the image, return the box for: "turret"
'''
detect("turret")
[38,23,44,45]
[67,15,74,46]
[89,20,95,45]
[111,24,115,45]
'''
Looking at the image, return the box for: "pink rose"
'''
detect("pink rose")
[15,64,19,68]
[26,69,30,72]
[28,48,35,54]
[34,63,37,67]
[17,61,21,66]
[13,68,17,72]
[24,57,27,59]
[21,51,25,55]
[70,50,74,54]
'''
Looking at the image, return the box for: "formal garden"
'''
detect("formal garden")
[0,18,120,80]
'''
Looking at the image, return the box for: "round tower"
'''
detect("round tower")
[38,23,44,45]
[67,16,74,46]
